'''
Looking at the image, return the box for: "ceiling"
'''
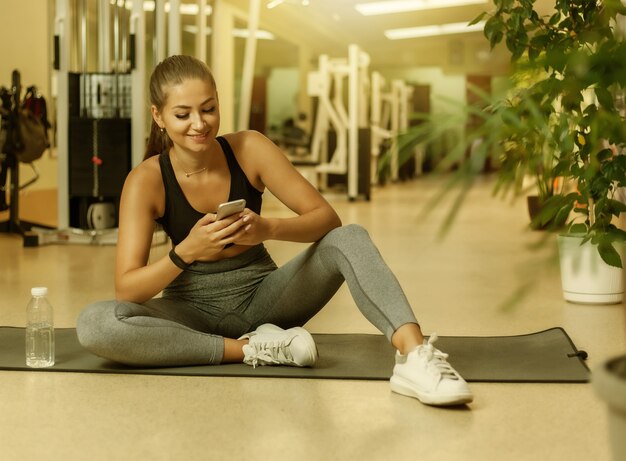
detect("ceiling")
[220,0,556,75]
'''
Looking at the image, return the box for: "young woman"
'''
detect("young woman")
[76,55,473,407]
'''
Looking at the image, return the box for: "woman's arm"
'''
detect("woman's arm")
[226,130,342,245]
[114,160,182,302]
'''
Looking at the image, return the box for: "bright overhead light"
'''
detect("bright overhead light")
[182,25,275,40]
[267,0,310,9]
[355,0,487,16]
[385,20,486,39]
[142,1,213,15]
[232,29,276,40]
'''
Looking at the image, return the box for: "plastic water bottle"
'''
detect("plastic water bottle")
[25,286,55,368]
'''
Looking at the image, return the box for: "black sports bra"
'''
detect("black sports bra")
[155,136,263,245]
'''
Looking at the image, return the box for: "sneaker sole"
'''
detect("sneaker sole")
[390,375,474,406]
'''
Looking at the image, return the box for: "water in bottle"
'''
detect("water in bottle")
[25,286,55,368]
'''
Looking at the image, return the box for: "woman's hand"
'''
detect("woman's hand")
[175,211,250,262]
[229,209,272,247]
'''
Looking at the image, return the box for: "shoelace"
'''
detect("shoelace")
[418,334,459,380]
[245,339,294,368]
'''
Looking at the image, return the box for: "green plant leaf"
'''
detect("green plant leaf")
[595,87,615,110]
[608,227,626,242]
[607,198,626,215]
[598,241,623,268]
[548,11,560,25]
[469,11,488,26]
[485,16,505,48]
[569,223,588,234]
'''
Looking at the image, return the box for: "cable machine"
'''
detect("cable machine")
[370,73,417,183]
[306,44,371,200]
[370,71,392,186]
[391,79,420,180]
[29,0,153,246]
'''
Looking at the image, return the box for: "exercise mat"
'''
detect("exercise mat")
[0,327,589,382]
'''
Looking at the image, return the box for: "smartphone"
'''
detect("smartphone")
[215,199,246,220]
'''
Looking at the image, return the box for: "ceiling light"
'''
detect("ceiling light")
[182,25,275,40]
[355,0,487,16]
[232,29,276,40]
[385,20,486,39]
[267,0,310,9]
[142,1,212,15]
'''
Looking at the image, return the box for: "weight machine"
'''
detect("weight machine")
[26,0,159,246]
[370,71,392,186]
[304,44,371,200]
[370,72,417,184]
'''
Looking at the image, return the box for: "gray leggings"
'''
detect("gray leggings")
[76,224,418,366]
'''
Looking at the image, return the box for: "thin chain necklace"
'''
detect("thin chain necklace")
[183,166,207,178]
[174,151,208,178]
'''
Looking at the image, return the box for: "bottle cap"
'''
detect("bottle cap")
[31,287,48,296]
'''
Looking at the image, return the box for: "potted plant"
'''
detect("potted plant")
[481,2,626,456]
[491,67,566,230]
[388,0,626,293]
[387,0,626,456]
[479,0,626,300]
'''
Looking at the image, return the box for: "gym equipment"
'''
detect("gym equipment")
[305,44,371,200]
[0,326,589,382]
[370,71,391,185]
[392,79,421,180]
[28,0,163,247]
[66,72,131,230]
[31,0,130,246]
[370,72,417,184]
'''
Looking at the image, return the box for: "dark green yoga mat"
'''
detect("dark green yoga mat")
[0,327,589,382]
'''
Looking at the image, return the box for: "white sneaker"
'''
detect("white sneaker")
[390,333,473,406]
[239,323,318,368]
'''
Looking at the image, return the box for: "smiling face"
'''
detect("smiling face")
[152,78,220,154]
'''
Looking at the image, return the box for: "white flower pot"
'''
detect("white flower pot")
[593,355,626,461]
[557,234,624,304]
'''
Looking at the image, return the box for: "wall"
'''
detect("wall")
[267,67,300,131]
[378,66,467,155]
[1,0,55,191]
[0,0,50,93]
[378,67,466,115]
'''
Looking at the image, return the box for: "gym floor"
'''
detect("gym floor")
[0,174,623,460]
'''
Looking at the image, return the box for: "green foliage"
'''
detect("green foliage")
[387,0,626,268]
[485,0,626,267]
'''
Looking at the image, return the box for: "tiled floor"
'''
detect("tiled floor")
[0,175,624,460]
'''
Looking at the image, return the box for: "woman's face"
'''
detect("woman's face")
[153,78,220,153]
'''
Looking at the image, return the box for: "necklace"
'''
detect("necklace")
[183,167,207,178]
[174,152,208,177]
